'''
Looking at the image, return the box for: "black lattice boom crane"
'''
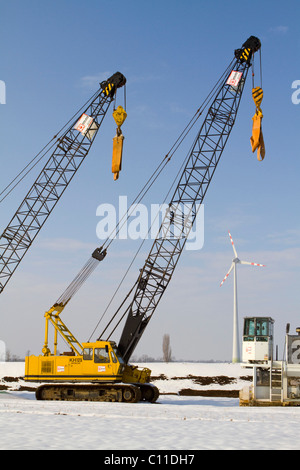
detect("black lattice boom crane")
[116,36,261,362]
[0,72,126,294]
[24,37,262,404]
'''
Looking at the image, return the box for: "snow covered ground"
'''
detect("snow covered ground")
[1,362,300,451]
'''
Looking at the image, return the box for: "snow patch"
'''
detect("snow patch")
[1,362,298,450]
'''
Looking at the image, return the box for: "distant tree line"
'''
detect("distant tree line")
[5,350,25,362]
[131,333,229,362]
[4,341,230,363]
[131,355,228,363]
[4,350,229,363]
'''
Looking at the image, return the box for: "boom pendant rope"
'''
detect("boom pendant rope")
[0,89,100,204]
[22,36,263,404]
[115,37,261,363]
[102,59,237,251]
[91,48,262,348]
[87,60,241,337]
[55,246,107,309]
[42,68,229,341]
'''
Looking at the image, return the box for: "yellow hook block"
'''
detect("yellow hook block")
[112,106,127,129]
[252,87,263,111]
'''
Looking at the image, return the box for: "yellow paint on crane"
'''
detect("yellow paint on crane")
[111,106,127,180]
[113,106,127,128]
[239,47,251,63]
[112,133,124,180]
[252,86,263,110]
[250,112,265,161]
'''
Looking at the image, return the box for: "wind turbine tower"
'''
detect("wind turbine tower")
[220,231,265,363]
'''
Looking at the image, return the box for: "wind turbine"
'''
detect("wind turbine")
[220,231,265,363]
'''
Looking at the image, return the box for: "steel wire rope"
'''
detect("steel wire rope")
[87,60,236,340]
[98,135,198,342]
[62,130,195,332]
[259,48,263,88]
[87,142,195,341]
[55,102,209,313]
[53,60,236,337]
[101,58,235,252]
[102,114,200,250]
[100,60,242,343]
[251,48,263,90]
[90,63,234,340]
[0,89,100,204]
[56,256,100,307]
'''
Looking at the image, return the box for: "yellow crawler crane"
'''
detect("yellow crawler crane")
[25,248,158,403]
[27,341,156,403]
[24,35,262,403]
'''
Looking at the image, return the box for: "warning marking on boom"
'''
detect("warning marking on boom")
[227,71,243,87]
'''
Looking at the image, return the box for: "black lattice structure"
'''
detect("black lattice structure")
[0,73,126,294]
[117,49,255,362]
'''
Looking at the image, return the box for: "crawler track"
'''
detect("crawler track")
[36,383,159,403]
[139,383,160,403]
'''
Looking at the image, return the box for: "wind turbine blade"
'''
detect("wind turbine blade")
[220,263,234,287]
[240,260,266,267]
[228,231,238,258]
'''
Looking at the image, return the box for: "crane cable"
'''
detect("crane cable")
[47,58,237,333]
[88,59,238,340]
[96,134,200,342]
[88,130,199,342]
[55,109,203,314]
[0,89,100,204]
[103,57,236,251]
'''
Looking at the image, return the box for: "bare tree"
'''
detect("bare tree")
[162,334,172,363]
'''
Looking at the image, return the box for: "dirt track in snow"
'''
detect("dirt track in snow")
[0,373,252,398]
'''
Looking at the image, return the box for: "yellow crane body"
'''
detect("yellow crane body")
[26,341,123,383]
[25,340,158,403]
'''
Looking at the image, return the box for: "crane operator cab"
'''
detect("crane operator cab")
[242,317,274,363]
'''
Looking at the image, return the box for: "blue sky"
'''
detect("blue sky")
[0,0,299,361]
